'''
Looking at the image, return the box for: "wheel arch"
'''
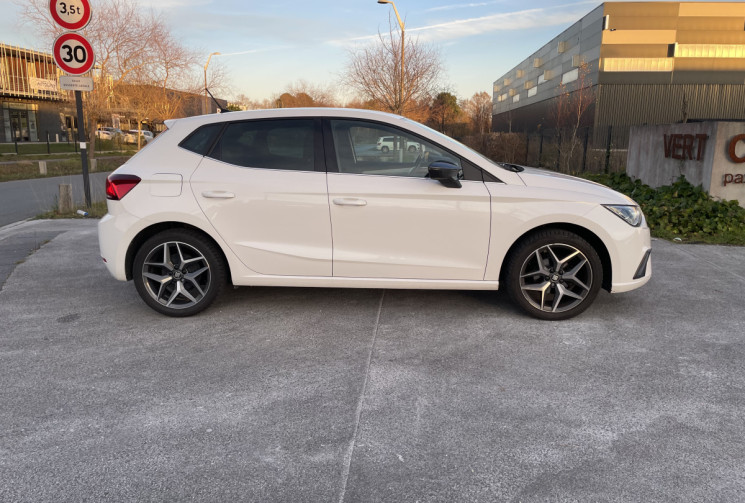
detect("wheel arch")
[498,223,612,292]
[125,222,232,283]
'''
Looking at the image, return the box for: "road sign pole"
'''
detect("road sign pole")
[75,90,91,208]
[49,1,94,209]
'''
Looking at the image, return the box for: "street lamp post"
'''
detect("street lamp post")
[377,0,404,115]
[203,52,221,114]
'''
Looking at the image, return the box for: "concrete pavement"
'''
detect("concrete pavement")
[1,219,744,502]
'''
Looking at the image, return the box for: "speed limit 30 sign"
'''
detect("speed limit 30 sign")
[49,0,92,31]
[53,32,95,75]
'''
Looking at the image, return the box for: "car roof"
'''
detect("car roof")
[164,108,408,130]
[155,108,526,186]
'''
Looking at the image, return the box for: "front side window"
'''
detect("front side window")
[329,120,461,178]
[209,119,314,171]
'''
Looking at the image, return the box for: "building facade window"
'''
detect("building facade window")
[600,57,673,72]
[562,68,579,84]
[677,44,745,58]
[2,103,39,142]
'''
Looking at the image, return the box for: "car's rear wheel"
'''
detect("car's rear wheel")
[505,230,602,320]
[133,230,226,317]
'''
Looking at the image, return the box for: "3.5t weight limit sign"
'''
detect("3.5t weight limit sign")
[49,0,91,31]
[53,32,95,75]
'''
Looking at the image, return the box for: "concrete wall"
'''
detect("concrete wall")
[710,122,745,205]
[627,121,745,207]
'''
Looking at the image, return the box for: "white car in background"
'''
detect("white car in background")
[376,135,420,153]
[95,127,123,141]
[99,108,651,320]
[123,130,154,144]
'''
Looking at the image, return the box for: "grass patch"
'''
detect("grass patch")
[0,139,140,156]
[36,200,108,220]
[0,143,77,155]
[0,152,82,161]
[0,155,131,182]
[584,173,745,246]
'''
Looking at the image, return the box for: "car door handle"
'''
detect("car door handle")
[333,198,367,207]
[202,191,235,199]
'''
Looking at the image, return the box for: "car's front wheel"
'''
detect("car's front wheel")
[505,230,602,320]
[133,230,226,317]
[381,146,389,153]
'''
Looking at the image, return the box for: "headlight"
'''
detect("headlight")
[603,204,643,227]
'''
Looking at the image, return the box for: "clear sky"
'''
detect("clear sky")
[0,0,721,102]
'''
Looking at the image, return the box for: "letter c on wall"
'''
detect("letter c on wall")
[730,134,745,163]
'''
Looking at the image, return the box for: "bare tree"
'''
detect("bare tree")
[463,91,492,135]
[17,0,215,157]
[343,21,442,117]
[551,61,595,172]
[121,31,207,148]
[232,94,275,110]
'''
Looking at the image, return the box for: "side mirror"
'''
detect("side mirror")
[428,161,462,188]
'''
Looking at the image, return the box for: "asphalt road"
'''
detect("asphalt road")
[0,172,110,227]
[1,220,744,502]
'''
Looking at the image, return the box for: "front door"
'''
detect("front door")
[325,119,491,281]
[10,110,29,141]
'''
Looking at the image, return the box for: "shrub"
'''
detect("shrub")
[584,173,745,245]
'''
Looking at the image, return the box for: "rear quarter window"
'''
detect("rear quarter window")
[178,123,224,155]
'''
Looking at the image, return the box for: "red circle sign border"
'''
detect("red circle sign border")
[49,0,92,31]
[53,32,95,75]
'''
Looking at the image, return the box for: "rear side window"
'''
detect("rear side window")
[208,119,314,171]
[179,123,224,155]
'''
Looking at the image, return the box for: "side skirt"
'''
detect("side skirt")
[231,274,500,291]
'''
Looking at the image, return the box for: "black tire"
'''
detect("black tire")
[407,145,417,152]
[504,229,602,320]
[381,146,389,153]
[133,229,226,317]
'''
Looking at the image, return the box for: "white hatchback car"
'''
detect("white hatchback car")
[99,108,651,320]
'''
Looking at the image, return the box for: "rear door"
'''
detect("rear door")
[190,118,332,277]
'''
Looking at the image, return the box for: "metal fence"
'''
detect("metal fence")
[463,126,632,175]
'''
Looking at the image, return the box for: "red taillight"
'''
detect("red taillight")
[106,174,141,200]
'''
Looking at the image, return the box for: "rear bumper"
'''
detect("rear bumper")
[98,205,140,281]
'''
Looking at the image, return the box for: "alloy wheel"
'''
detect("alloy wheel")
[518,243,593,314]
[141,241,211,309]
